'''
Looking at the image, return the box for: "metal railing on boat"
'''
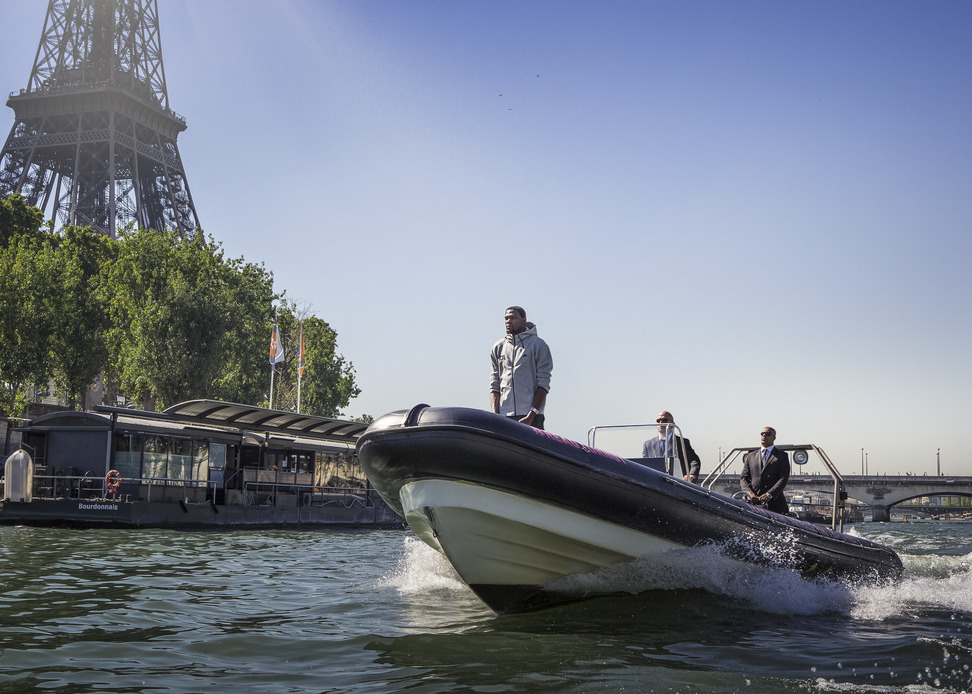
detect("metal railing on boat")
[701,444,848,532]
[588,422,692,478]
[587,424,850,532]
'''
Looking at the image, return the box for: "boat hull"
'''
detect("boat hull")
[0,497,404,530]
[401,478,690,611]
[357,406,903,613]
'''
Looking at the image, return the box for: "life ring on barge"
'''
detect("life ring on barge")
[105,469,122,494]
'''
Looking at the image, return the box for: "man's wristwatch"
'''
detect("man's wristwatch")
[529,407,540,415]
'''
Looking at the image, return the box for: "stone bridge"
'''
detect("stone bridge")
[706,474,972,522]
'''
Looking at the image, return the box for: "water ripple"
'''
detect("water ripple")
[1,523,971,693]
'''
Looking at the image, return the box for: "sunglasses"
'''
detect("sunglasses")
[656,419,672,424]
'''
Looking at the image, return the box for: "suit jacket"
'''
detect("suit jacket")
[740,447,790,514]
[642,435,701,478]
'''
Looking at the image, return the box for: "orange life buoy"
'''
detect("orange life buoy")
[105,469,122,492]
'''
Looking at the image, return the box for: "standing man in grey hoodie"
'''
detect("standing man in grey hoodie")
[490,306,553,429]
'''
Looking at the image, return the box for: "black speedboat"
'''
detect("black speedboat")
[357,405,903,613]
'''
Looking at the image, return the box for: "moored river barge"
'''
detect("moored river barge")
[1,400,402,529]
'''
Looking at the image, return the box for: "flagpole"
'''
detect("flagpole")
[269,309,276,409]
[269,309,285,409]
[269,361,276,410]
[297,321,303,414]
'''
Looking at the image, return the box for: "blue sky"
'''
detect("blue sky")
[2,1,971,476]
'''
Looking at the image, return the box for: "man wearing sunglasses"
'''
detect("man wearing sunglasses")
[642,411,701,483]
[740,427,790,514]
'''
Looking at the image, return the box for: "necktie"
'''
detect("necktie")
[762,449,768,462]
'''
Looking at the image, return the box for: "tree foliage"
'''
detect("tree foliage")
[49,227,114,409]
[107,228,283,409]
[0,236,59,415]
[0,195,360,417]
[1,195,116,413]
[264,300,361,417]
[0,193,47,246]
[108,229,233,408]
[211,256,277,405]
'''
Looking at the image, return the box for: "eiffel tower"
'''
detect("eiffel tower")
[0,0,199,237]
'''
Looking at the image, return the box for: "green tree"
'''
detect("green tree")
[210,256,277,405]
[108,228,230,409]
[1,195,360,417]
[49,227,115,410]
[0,193,47,247]
[267,301,360,417]
[107,228,278,410]
[0,237,59,415]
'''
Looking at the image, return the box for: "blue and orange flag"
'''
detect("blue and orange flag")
[269,316,285,367]
[298,323,306,379]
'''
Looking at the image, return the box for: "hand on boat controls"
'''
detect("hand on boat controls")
[747,493,770,506]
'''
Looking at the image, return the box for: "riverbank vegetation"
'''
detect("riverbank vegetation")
[0,194,359,418]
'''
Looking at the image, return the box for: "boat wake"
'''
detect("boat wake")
[382,533,972,623]
[862,550,972,617]
[545,540,859,616]
[383,536,467,593]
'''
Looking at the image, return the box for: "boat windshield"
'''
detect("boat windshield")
[587,422,691,477]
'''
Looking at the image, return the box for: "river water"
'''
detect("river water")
[1,521,970,693]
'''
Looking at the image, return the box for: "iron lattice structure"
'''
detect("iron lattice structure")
[0,0,199,237]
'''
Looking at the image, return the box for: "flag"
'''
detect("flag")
[298,323,306,379]
[269,316,285,366]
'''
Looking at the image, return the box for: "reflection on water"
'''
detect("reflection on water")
[367,587,972,690]
[0,523,971,693]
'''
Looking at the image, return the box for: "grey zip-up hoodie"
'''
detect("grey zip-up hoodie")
[489,323,553,418]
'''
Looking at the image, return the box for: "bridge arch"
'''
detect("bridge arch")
[709,472,972,522]
[700,444,972,523]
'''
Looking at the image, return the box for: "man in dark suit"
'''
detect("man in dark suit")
[740,427,790,514]
[643,410,702,483]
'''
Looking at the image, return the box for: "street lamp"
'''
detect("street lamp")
[937,448,941,476]
[865,451,868,476]
[861,448,864,476]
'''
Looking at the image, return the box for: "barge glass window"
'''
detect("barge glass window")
[315,453,367,488]
[294,451,313,474]
[265,451,285,470]
[143,435,169,480]
[263,449,314,474]
[115,433,143,478]
[192,441,211,479]
[210,443,227,469]
[170,437,193,481]
[240,445,261,468]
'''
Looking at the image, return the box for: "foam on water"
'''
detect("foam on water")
[377,535,468,595]
[384,528,972,626]
[853,550,972,619]
[545,541,859,616]
[2,525,969,693]
[373,536,493,628]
